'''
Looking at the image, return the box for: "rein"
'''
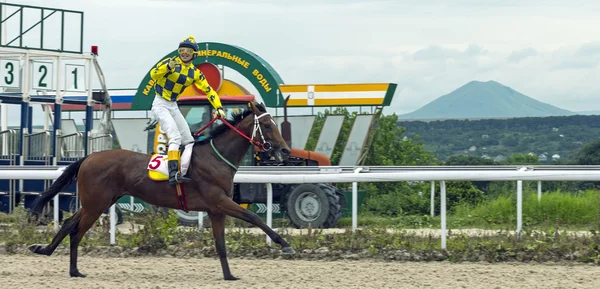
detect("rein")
[193,113,272,151]
[192,111,274,170]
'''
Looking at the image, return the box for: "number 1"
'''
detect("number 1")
[71,68,78,89]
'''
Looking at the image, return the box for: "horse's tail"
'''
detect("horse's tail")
[31,155,89,214]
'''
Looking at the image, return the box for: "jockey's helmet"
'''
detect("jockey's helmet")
[178,36,198,62]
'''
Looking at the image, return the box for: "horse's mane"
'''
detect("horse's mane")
[195,102,267,145]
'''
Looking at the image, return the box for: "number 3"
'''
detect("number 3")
[4,62,14,85]
[149,155,163,170]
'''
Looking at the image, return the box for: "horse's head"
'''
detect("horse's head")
[248,101,291,162]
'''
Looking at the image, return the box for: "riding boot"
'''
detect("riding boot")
[167,150,191,186]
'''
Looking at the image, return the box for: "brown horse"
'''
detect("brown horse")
[28,101,295,280]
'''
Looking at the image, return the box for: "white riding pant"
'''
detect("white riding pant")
[151,96,195,175]
[151,96,194,150]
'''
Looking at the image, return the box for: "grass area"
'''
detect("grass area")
[3,208,600,264]
[336,189,600,232]
[1,188,599,260]
[2,189,599,233]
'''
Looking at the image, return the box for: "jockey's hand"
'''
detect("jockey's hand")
[167,58,178,70]
[213,108,226,119]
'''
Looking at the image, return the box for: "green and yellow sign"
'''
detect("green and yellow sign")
[131,42,285,110]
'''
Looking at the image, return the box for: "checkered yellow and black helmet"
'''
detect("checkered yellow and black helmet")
[179,36,199,52]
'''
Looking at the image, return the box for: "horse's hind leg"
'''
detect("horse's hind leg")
[217,198,294,254]
[208,212,239,281]
[29,210,83,256]
[68,207,105,278]
[28,205,103,278]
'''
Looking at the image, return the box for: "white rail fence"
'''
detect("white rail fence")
[1,165,600,249]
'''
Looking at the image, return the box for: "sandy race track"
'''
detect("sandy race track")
[1,254,600,289]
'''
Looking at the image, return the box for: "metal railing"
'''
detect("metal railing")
[58,132,85,162]
[0,2,85,53]
[88,134,113,153]
[0,129,18,161]
[24,131,51,162]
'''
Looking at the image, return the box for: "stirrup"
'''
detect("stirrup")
[167,150,191,185]
[169,174,191,186]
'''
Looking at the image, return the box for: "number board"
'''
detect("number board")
[65,64,86,92]
[32,61,54,90]
[0,59,21,88]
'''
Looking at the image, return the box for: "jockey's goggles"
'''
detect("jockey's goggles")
[178,47,195,55]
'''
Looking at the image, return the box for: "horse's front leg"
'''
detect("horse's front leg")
[208,212,239,281]
[216,197,295,254]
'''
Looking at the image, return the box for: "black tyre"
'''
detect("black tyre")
[285,183,341,228]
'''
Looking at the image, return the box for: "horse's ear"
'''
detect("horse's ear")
[248,101,261,115]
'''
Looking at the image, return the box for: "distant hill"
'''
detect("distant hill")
[398,80,575,119]
[397,114,600,162]
[573,110,600,116]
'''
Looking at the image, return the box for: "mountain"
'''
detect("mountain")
[398,80,575,120]
[573,110,600,116]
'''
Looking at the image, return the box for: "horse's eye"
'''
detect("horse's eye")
[264,124,271,129]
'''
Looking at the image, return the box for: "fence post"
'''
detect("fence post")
[537,181,542,203]
[516,167,528,239]
[109,204,116,245]
[517,179,523,239]
[352,167,363,232]
[440,180,446,250]
[266,183,273,246]
[53,193,59,231]
[430,180,435,217]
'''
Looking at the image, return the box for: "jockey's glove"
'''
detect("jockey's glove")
[214,108,226,119]
[167,58,178,70]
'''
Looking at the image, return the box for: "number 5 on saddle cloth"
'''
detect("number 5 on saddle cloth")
[144,119,195,182]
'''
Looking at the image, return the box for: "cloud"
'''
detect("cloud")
[574,42,600,57]
[550,42,600,70]
[552,58,598,70]
[412,44,487,62]
[507,48,539,63]
[9,0,600,120]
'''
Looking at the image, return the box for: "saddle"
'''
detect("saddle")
[147,154,170,181]
[146,142,198,181]
[146,144,197,212]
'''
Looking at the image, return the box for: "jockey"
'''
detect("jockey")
[150,35,226,186]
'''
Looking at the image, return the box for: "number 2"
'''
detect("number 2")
[38,65,47,87]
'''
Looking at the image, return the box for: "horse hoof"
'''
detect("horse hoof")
[28,244,45,255]
[225,275,240,281]
[70,270,86,278]
[282,247,295,255]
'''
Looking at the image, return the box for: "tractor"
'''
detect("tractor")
[148,94,347,228]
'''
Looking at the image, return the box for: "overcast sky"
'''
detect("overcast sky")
[4,0,600,125]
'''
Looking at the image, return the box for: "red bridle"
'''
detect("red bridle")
[192,112,275,151]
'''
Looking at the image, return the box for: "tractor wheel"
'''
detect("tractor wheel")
[285,183,341,229]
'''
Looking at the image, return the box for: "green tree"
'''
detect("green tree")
[365,114,436,166]
[444,155,495,166]
[360,113,440,216]
[304,107,357,164]
[575,140,600,165]
[503,153,539,165]
[444,155,495,193]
